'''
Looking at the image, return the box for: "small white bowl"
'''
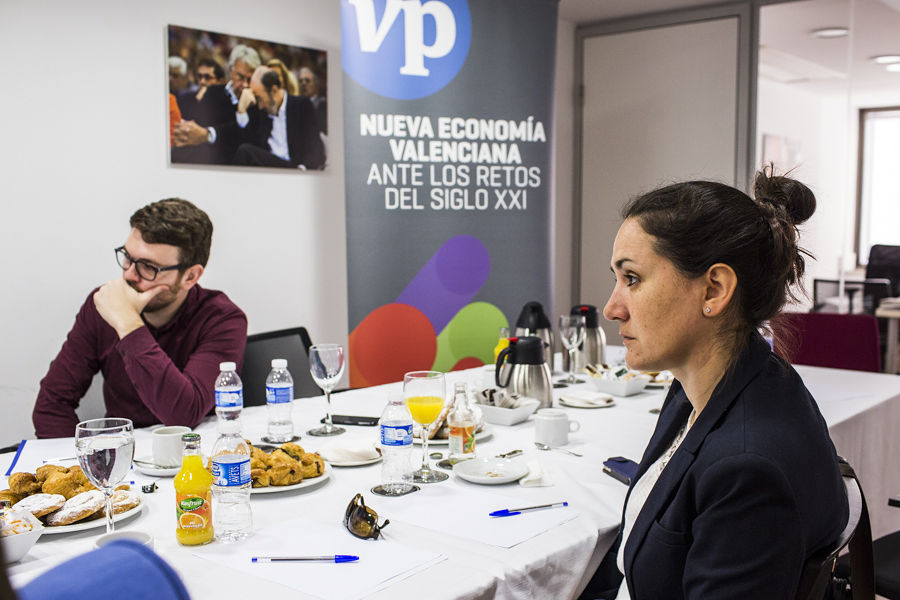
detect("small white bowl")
[590,374,651,397]
[1,514,44,563]
[479,398,540,426]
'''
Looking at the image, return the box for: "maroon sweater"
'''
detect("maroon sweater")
[33,285,247,438]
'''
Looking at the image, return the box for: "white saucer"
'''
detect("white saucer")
[134,456,180,477]
[558,391,615,409]
[453,457,528,485]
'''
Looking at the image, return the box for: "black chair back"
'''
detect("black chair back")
[241,327,321,407]
[866,244,900,297]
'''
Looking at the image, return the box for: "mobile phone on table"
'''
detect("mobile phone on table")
[321,415,379,426]
[603,456,639,486]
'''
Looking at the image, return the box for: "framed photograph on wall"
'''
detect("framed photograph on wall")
[167,24,327,171]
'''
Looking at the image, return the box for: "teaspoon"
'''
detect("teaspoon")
[534,442,582,457]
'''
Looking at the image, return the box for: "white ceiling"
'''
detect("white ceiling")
[558,0,900,94]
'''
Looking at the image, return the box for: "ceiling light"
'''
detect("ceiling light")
[886,63,900,72]
[872,55,900,64]
[810,27,849,38]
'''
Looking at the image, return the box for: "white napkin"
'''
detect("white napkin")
[317,439,380,463]
[558,390,614,408]
[519,459,553,487]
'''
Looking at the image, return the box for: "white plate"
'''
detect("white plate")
[414,425,493,445]
[453,457,528,485]
[134,456,180,477]
[41,503,143,535]
[559,394,615,409]
[326,449,383,468]
[250,463,331,494]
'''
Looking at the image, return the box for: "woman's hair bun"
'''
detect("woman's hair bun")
[753,165,816,225]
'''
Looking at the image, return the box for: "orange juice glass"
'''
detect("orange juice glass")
[404,371,448,483]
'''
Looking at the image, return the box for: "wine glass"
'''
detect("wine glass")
[75,418,135,534]
[307,343,346,436]
[559,315,587,383]
[404,371,449,483]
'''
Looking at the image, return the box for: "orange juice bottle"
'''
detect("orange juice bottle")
[175,433,214,545]
[493,327,510,362]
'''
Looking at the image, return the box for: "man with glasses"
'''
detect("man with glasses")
[172,45,261,165]
[33,199,247,438]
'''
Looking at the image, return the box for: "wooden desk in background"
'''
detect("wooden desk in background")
[875,305,900,374]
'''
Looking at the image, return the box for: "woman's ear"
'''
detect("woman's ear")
[702,263,737,317]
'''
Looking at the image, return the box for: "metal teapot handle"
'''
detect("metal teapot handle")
[496,346,512,388]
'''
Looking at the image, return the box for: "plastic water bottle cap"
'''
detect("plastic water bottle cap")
[271,358,288,369]
[219,361,237,371]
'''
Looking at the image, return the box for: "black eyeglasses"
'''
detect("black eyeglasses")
[114,247,185,281]
[197,73,215,82]
[344,494,389,539]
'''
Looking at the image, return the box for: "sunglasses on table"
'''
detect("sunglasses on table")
[344,493,389,539]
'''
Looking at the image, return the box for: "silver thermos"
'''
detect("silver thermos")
[513,301,554,366]
[562,304,607,373]
[495,336,553,408]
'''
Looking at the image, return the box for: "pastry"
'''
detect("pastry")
[12,493,66,518]
[45,490,105,526]
[35,464,67,484]
[299,452,325,479]
[0,490,23,505]
[8,473,42,496]
[42,469,96,500]
[105,489,140,515]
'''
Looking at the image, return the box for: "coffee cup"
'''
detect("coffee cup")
[534,408,580,447]
[95,530,153,550]
[152,426,191,467]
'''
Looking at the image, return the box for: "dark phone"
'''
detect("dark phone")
[603,456,639,486]
[321,415,379,426]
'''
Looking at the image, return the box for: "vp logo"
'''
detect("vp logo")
[342,0,472,100]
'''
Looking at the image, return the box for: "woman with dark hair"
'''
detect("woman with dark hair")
[603,168,848,599]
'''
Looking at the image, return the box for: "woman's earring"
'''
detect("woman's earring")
[704,307,711,314]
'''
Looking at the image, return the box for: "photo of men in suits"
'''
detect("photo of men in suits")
[167,25,327,171]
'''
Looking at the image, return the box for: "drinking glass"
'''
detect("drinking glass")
[307,343,346,436]
[74,418,135,534]
[559,315,587,383]
[404,371,449,483]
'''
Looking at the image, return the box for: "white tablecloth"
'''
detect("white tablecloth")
[3,364,898,599]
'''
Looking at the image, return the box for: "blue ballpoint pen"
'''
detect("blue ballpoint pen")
[490,501,569,517]
[251,555,359,563]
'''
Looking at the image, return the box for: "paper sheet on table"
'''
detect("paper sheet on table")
[388,484,578,548]
[4,438,80,476]
[192,517,445,600]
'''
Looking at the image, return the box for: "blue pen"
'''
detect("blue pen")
[251,555,359,563]
[490,501,568,517]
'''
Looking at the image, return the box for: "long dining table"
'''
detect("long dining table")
[3,359,898,599]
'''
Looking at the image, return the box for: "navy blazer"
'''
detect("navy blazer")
[621,334,848,599]
[243,94,325,170]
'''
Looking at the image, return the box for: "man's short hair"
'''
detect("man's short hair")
[130,198,213,268]
[228,44,261,71]
[168,56,188,75]
[196,56,225,80]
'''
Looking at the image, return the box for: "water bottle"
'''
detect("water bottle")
[265,359,294,443]
[379,393,414,495]
[211,416,252,542]
[214,362,243,424]
[448,382,476,463]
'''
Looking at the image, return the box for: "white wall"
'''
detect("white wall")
[552,18,576,319]
[0,1,577,445]
[0,0,348,445]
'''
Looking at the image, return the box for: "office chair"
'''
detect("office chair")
[773,312,882,373]
[835,497,900,599]
[795,462,873,600]
[866,244,900,368]
[241,327,321,407]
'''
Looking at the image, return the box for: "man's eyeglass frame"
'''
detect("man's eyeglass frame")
[114,246,185,282]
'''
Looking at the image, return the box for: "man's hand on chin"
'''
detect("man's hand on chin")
[93,279,166,339]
